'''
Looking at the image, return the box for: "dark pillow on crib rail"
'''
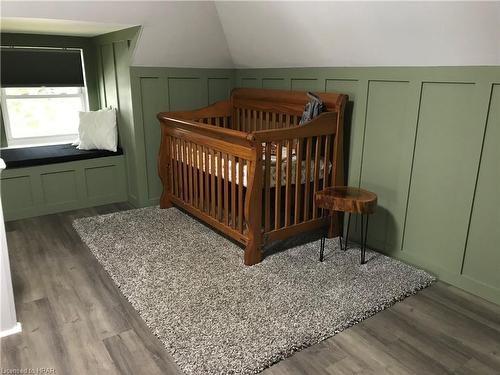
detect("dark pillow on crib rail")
[299,92,325,125]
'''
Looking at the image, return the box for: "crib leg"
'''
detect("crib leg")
[158,127,173,209]
[244,239,263,266]
[160,191,173,209]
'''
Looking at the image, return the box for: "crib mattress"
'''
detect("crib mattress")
[175,147,331,188]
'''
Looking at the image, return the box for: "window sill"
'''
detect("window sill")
[0,143,123,169]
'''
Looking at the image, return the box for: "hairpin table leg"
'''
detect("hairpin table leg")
[361,214,369,264]
[319,237,326,262]
[342,212,351,251]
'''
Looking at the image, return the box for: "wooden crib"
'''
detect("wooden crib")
[157,88,347,265]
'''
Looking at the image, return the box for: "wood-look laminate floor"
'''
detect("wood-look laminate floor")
[1,203,500,375]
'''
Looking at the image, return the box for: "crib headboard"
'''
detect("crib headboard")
[231,88,346,115]
[230,87,348,132]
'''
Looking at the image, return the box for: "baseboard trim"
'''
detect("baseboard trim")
[398,252,500,306]
[0,322,22,338]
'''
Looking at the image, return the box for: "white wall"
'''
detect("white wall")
[215,1,500,68]
[2,1,499,68]
[0,159,21,338]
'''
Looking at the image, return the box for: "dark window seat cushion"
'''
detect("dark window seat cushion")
[1,143,123,169]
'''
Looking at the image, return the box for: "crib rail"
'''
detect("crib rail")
[163,100,233,129]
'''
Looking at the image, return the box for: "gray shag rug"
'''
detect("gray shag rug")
[73,206,434,375]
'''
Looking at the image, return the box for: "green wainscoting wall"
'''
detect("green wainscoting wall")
[1,156,127,220]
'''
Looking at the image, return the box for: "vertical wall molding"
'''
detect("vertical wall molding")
[460,82,497,274]
[400,81,424,252]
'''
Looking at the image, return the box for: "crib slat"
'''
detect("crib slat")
[199,145,204,211]
[330,134,337,186]
[182,140,189,202]
[235,108,240,131]
[217,151,222,221]
[210,148,216,217]
[312,136,321,219]
[231,155,236,229]
[252,110,257,131]
[247,109,252,131]
[294,139,302,224]
[238,158,244,233]
[193,144,199,208]
[274,142,282,230]
[304,137,312,221]
[215,117,220,127]
[188,142,193,204]
[285,113,290,128]
[284,139,293,227]
[259,111,263,131]
[264,142,271,232]
[244,109,248,131]
[171,138,178,198]
[204,146,210,213]
[323,135,331,190]
[224,152,229,226]
[177,139,183,199]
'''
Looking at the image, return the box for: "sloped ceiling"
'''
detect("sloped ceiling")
[2,1,499,68]
[1,1,234,68]
[215,1,500,67]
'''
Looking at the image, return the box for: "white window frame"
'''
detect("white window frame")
[1,86,88,148]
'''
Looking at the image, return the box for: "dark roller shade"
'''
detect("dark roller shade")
[1,47,84,87]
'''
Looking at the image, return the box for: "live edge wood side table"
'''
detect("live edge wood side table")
[315,187,377,264]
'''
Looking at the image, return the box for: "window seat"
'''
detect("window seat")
[1,143,123,169]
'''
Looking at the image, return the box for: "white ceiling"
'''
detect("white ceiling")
[1,1,499,68]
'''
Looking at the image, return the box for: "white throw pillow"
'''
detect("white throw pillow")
[77,108,117,152]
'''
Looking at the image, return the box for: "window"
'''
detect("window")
[1,47,88,147]
[1,87,87,147]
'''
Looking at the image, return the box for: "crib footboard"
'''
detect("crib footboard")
[250,110,344,244]
[157,114,264,265]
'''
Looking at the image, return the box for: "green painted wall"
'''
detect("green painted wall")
[131,66,499,304]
